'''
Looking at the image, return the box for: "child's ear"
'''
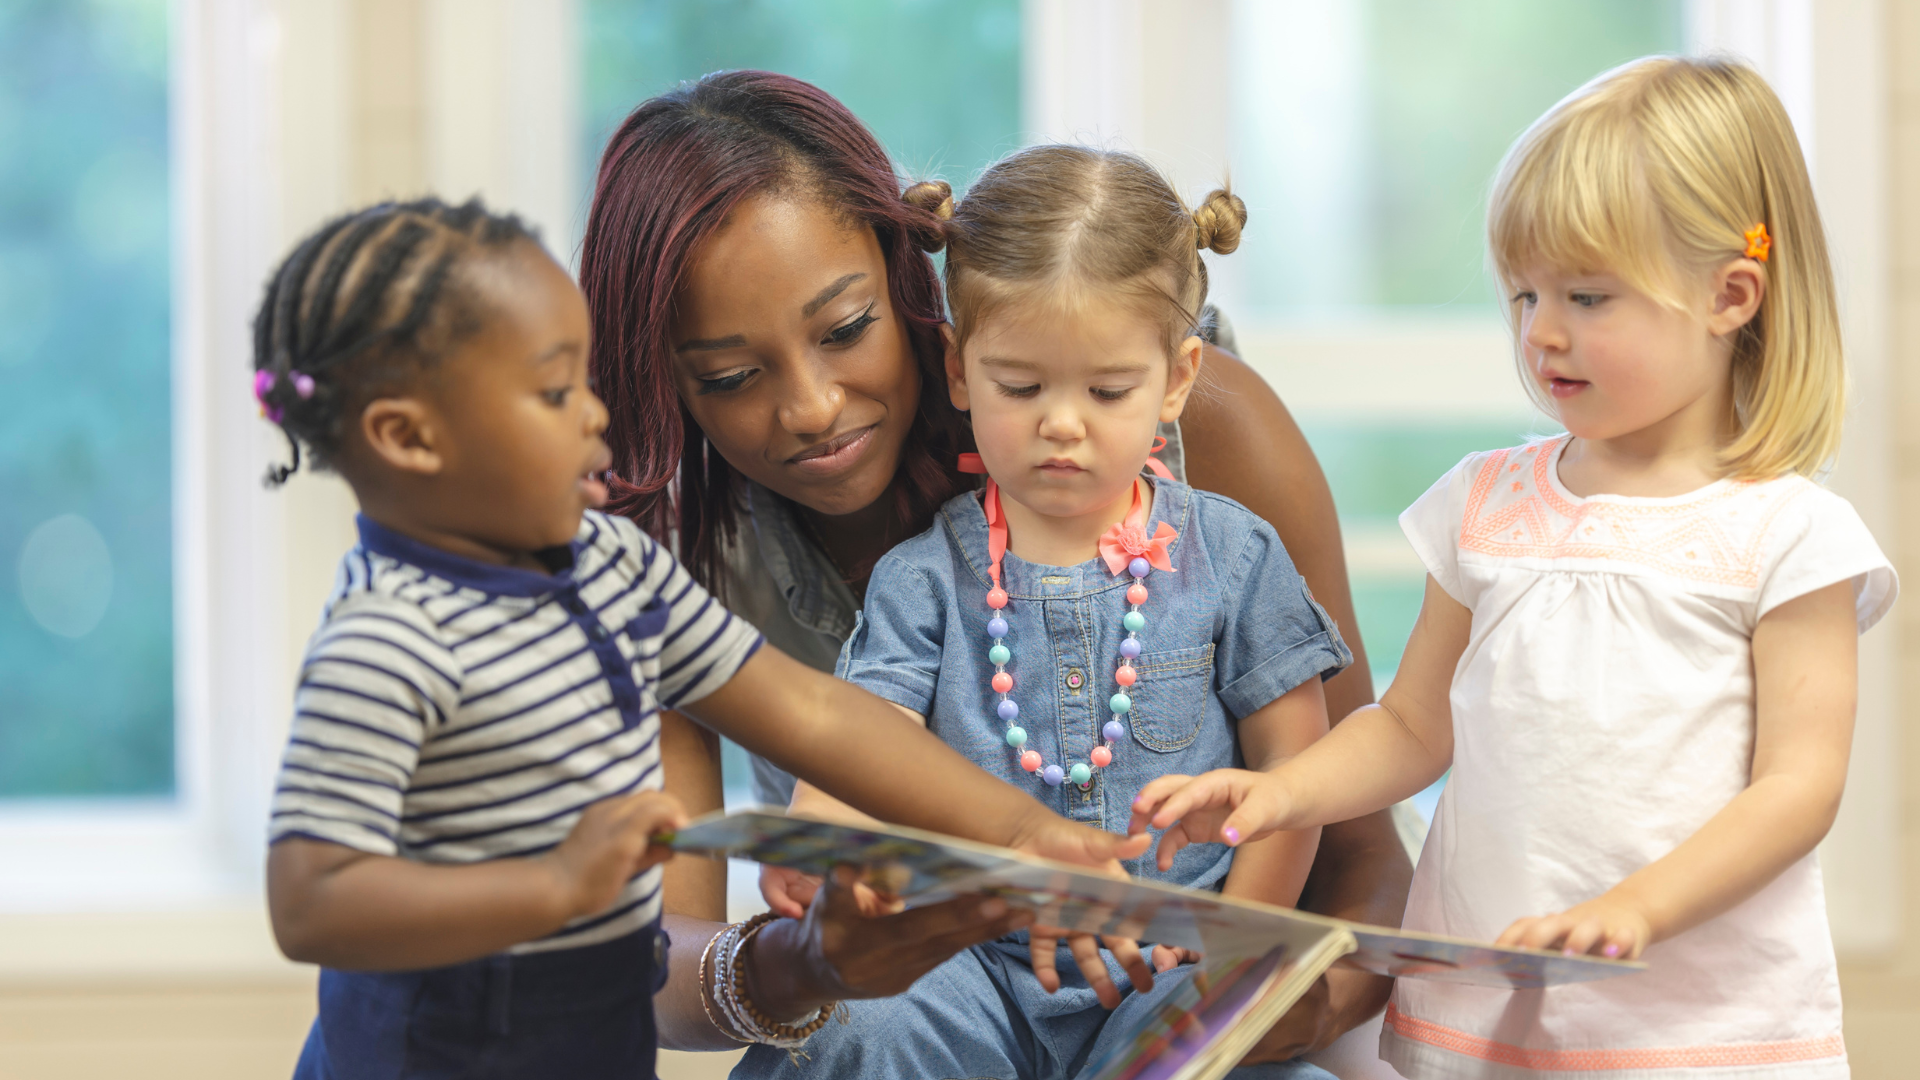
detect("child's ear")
[360,397,445,476]
[1707,257,1767,339]
[1160,336,1205,423]
[943,323,971,412]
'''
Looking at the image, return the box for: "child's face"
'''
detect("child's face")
[1509,261,1742,444]
[947,296,1200,521]
[360,244,611,558]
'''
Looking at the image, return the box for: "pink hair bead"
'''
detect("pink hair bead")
[1020,750,1043,772]
[986,588,1009,609]
[1089,745,1112,768]
[1127,583,1148,605]
[992,671,1013,693]
[1115,665,1136,687]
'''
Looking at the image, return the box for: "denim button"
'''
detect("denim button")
[1064,668,1084,693]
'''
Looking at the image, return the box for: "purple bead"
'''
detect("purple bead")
[1119,637,1142,659]
[988,617,1009,638]
[998,699,1019,721]
[1042,764,1066,786]
[1128,557,1150,579]
[1103,720,1125,742]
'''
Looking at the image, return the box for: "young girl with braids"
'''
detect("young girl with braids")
[1132,58,1897,1079]
[250,197,1151,1080]
[751,145,1347,1080]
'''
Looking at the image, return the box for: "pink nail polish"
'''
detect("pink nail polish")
[1222,826,1240,845]
[1603,944,1621,958]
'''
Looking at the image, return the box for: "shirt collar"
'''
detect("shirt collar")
[945,475,1191,597]
[355,514,580,598]
[746,483,858,639]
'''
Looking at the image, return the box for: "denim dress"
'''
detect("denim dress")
[731,477,1349,1080]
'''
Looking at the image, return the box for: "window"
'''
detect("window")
[1223,0,1687,690]
[0,0,173,798]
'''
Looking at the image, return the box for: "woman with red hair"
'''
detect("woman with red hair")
[581,70,1410,1076]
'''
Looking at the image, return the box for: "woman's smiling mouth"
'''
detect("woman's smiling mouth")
[788,424,877,476]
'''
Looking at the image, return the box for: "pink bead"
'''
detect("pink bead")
[1127,583,1148,605]
[1021,750,1043,772]
[1090,745,1112,768]
[1115,665,1136,687]
[987,588,1009,609]
[992,672,1013,693]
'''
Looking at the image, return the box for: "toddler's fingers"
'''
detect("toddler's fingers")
[1029,931,1062,993]
[1600,926,1640,961]
[1154,823,1198,872]
[1561,919,1605,957]
[1106,936,1155,994]
[1152,944,1182,973]
[1127,775,1193,827]
[1517,914,1573,952]
[1494,917,1537,949]
[1068,933,1122,1009]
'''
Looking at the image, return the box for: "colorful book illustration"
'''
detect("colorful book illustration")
[670,810,1644,1080]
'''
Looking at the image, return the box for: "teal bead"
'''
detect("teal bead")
[1069,762,1092,785]
[1110,692,1133,714]
[1006,726,1027,748]
[988,644,1011,665]
[1123,610,1146,632]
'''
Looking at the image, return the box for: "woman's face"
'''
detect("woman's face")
[670,193,920,518]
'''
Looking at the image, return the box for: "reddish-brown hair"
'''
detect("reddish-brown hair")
[580,70,970,593]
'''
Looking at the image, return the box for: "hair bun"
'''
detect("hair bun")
[1192,188,1247,255]
[903,180,954,253]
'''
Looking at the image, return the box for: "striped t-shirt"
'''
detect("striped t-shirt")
[269,510,762,954]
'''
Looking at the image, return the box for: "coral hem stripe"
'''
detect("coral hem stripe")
[1385,1004,1845,1071]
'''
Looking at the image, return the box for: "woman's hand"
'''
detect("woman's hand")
[1497,897,1653,960]
[745,866,1036,1021]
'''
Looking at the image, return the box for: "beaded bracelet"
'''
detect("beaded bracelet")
[699,926,752,1044]
[704,913,842,1058]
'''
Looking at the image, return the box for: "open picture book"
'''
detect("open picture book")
[669,809,1644,1080]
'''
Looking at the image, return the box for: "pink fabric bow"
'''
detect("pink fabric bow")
[1098,479,1178,576]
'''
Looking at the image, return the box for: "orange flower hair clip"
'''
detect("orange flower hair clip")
[1744,223,1772,262]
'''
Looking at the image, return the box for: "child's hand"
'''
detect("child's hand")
[1008,814,1153,874]
[1496,897,1653,960]
[1127,769,1297,871]
[543,791,688,920]
[759,864,825,919]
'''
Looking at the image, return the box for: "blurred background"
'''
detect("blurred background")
[0,1,1914,1077]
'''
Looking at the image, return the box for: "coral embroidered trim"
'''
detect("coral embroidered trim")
[1457,438,1803,588]
[1385,1004,1845,1071]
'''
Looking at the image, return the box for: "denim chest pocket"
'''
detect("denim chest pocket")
[1126,643,1216,752]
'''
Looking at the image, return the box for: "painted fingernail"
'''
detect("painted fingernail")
[1222,827,1241,845]
[1603,944,1621,958]
[1563,947,1577,956]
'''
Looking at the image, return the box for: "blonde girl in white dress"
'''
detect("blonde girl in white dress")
[1129,57,1895,1080]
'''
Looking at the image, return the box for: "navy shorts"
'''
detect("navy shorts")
[293,923,668,1080]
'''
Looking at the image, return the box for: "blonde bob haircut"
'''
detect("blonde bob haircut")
[1488,55,1844,480]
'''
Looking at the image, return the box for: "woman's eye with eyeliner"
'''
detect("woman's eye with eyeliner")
[696,371,753,395]
[542,388,570,406]
[994,382,1040,399]
[823,305,878,346]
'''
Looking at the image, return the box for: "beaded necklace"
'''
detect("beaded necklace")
[959,452,1179,791]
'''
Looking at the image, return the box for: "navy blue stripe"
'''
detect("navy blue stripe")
[658,611,732,681]
[544,880,662,939]
[269,825,394,850]
[303,657,444,726]
[402,747,659,825]
[407,715,652,793]
[589,572,650,617]
[320,627,459,691]
[459,642,593,707]
[465,617,576,675]
[436,670,609,748]
[573,552,622,594]
[661,635,762,709]
[433,595,495,629]
[407,766,654,850]
[415,703,632,766]
[279,761,407,794]
[448,600,547,647]
[293,706,422,753]
[300,672,433,727]
[288,736,406,771]
[273,784,402,824]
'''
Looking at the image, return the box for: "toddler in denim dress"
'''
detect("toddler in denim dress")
[741,147,1348,1080]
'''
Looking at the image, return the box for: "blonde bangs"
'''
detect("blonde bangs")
[1486,56,1847,480]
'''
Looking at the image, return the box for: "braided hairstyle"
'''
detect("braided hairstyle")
[251,196,536,485]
